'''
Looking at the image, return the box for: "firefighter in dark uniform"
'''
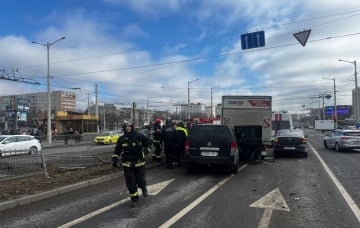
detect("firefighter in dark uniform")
[162,119,177,169]
[152,118,163,161]
[112,121,151,206]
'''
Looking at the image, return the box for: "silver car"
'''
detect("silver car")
[324,129,360,152]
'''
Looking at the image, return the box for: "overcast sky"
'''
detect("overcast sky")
[0,0,359,114]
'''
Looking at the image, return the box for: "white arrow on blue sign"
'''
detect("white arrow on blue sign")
[241,31,265,50]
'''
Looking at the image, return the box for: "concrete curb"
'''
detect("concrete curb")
[0,160,163,212]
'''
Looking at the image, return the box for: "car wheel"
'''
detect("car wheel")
[324,141,328,148]
[29,146,38,155]
[302,152,308,158]
[335,143,342,152]
[230,159,239,174]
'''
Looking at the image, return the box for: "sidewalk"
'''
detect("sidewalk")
[0,144,163,212]
[41,137,95,149]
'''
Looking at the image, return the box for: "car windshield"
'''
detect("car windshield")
[0,136,8,142]
[190,125,232,139]
[99,132,111,136]
[278,130,303,137]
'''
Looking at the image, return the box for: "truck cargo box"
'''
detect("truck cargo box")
[221,95,272,160]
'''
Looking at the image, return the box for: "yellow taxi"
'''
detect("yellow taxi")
[94,131,120,145]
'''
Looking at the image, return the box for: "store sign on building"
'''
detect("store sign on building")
[16,98,30,111]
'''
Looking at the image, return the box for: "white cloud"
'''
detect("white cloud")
[1,0,360,116]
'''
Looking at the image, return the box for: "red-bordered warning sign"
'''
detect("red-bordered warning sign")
[263,117,270,128]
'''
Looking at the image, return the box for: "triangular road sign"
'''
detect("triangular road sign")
[293,29,311,47]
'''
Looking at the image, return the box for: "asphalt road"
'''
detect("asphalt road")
[0,129,359,227]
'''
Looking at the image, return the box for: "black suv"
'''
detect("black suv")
[184,124,239,173]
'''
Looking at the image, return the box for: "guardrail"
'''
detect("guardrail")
[0,149,48,180]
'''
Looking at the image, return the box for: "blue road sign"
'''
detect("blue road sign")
[241,31,265,50]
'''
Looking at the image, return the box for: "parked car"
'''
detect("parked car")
[184,124,239,173]
[324,129,360,152]
[273,129,308,158]
[0,135,42,157]
[93,131,120,145]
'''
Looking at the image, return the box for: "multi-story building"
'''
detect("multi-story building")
[176,103,206,119]
[0,91,76,113]
[0,91,77,133]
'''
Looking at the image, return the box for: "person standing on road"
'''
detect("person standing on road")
[174,121,188,167]
[151,118,163,161]
[111,121,151,206]
[162,119,177,169]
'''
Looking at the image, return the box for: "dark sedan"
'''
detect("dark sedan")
[273,129,308,158]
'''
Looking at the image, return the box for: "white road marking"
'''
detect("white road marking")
[159,164,248,228]
[57,179,174,228]
[308,142,360,223]
[57,198,128,228]
[249,187,290,228]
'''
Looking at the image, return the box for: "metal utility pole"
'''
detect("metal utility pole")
[339,59,358,124]
[147,96,149,124]
[32,36,66,144]
[87,93,90,115]
[211,86,220,118]
[95,84,99,133]
[187,79,199,119]
[324,77,337,128]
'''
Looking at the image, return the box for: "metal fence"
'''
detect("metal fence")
[0,149,47,180]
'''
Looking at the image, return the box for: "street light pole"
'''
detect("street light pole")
[323,77,337,129]
[187,79,199,120]
[211,86,220,118]
[339,59,358,124]
[33,36,66,144]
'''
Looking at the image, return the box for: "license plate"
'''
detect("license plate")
[201,152,218,156]
[261,151,267,156]
[284,147,295,150]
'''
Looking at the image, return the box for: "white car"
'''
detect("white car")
[0,135,42,157]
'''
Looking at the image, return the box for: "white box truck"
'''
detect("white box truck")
[315,120,334,131]
[221,95,272,160]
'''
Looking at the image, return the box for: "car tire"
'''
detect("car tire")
[29,146,38,155]
[302,152,308,158]
[335,143,342,152]
[230,159,239,174]
[324,141,328,148]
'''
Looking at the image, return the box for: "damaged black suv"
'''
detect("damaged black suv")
[184,124,239,173]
